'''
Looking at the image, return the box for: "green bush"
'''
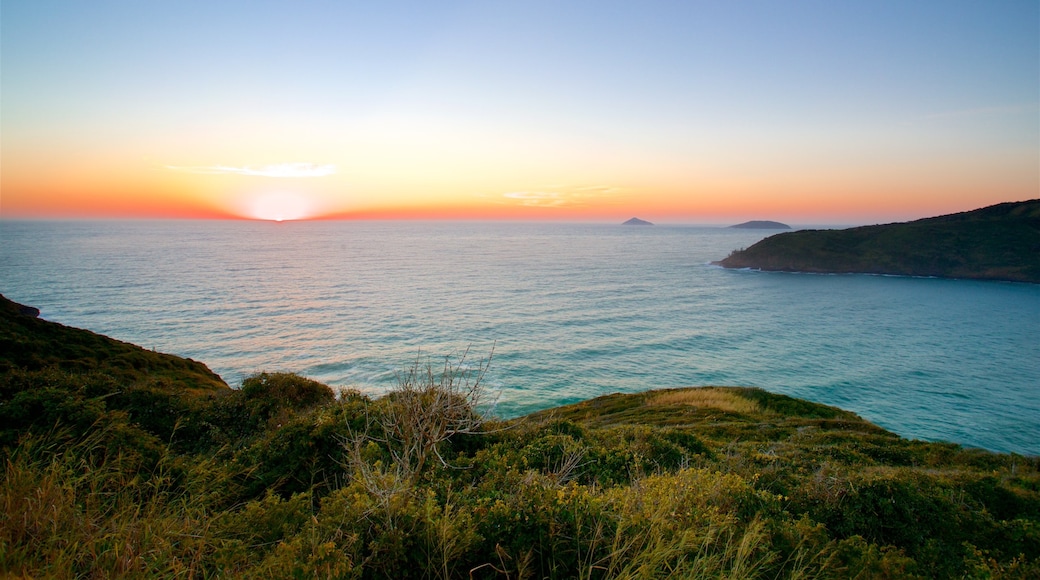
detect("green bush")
[241,372,336,424]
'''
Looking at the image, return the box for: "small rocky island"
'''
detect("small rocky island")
[729,220,790,229]
[717,199,1040,283]
[622,217,653,226]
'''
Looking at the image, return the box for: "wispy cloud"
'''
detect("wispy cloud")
[502,191,568,207]
[166,163,336,178]
[500,185,624,208]
[572,185,623,195]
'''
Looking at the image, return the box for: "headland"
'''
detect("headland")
[718,200,1040,283]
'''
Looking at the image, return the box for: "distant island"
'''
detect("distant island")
[718,200,1040,283]
[729,220,790,229]
[622,217,653,225]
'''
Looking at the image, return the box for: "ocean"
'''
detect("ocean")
[2,220,1038,455]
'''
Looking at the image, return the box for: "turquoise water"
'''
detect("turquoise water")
[2,220,1038,455]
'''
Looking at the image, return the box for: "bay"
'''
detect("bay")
[2,220,1037,455]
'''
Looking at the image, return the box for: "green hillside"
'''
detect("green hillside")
[718,200,1040,283]
[1,296,1038,578]
[0,294,227,392]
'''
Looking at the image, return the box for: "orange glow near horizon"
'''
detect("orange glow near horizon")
[2,144,1037,224]
[4,179,1038,225]
[3,97,1036,225]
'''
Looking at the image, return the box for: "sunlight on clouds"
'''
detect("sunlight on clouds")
[502,192,566,207]
[166,163,336,178]
[500,185,624,208]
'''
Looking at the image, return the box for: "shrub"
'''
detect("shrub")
[345,349,496,487]
[241,372,335,426]
[235,406,357,500]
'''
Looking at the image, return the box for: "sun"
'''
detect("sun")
[248,192,313,222]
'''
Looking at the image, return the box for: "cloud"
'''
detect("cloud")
[166,163,336,178]
[502,191,567,207]
[572,185,622,194]
[500,185,625,208]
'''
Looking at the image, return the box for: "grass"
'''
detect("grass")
[2,294,1040,578]
[647,387,764,415]
[1,430,218,578]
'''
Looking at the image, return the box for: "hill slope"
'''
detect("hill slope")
[2,296,1038,578]
[718,200,1040,283]
[0,294,227,392]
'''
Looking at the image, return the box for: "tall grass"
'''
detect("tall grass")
[1,427,219,578]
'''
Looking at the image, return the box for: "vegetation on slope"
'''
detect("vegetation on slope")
[2,295,1039,578]
[0,295,227,393]
[718,199,1040,283]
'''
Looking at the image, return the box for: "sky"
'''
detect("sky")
[2,0,1037,224]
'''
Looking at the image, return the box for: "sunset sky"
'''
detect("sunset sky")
[2,1,1037,223]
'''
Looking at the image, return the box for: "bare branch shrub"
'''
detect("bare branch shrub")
[344,347,498,493]
[548,446,589,486]
[379,347,494,478]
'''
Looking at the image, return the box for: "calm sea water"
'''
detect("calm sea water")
[2,220,1038,455]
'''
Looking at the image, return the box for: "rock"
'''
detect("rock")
[729,220,791,229]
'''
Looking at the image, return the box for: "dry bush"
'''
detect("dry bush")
[344,348,498,490]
